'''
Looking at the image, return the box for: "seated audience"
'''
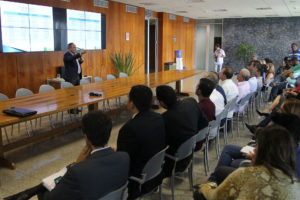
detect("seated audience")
[117,85,166,199]
[235,68,250,112]
[5,111,129,200]
[196,78,216,122]
[194,124,300,200]
[156,85,208,177]
[204,72,225,116]
[247,66,258,93]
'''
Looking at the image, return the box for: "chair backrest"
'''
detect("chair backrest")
[195,127,209,143]
[98,182,128,200]
[15,88,34,97]
[80,79,90,85]
[107,74,116,80]
[0,93,9,101]
[142,146,169,182]
[264,78,274,87]
[94,76,103,82]
[61,82,74,88]
[119,72,128,78]
[39,85,55,93]
[175,134,197,161]
[225,96,238,114]
[238,93,252,106]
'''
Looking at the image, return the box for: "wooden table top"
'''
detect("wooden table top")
[0,70,203,126]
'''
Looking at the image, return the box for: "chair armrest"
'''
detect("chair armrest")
[129,174,146,184]
[165,153,176,161]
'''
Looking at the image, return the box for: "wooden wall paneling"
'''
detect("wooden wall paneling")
[43,51,65,80]
[0,54,18,98]
[157,13,164,72]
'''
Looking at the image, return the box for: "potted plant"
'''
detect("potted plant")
[236,43,254,66]
[110,50,139,77]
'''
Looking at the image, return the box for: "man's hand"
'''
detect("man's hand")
[76,145,92,163]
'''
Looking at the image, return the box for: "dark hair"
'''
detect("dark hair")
[254,125,296,182]
[271,112,300,145]
[156,85,177,109]
[215,44,220,48]
[129,85,153,112]
[223,67,234,79]
[291,57,299,62]
[67,43,74,49]
[197,78,216,97]
[264,58,273,64]
[291,43,298,46]
[281,99,300,118]
[284,57,289,61]
[82,110,112,147]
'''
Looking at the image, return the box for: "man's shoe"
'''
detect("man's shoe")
[245,123,257,134]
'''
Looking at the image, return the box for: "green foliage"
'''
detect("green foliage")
[110,50,139,77]
[236,43,255,66]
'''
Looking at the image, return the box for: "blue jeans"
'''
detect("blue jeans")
[208,145,245,182]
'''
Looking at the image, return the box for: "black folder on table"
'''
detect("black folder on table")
[3,107,37,117]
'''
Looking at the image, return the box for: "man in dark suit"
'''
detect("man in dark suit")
[156,85,208,177]
[63,43,86,86]
[5,111,129,200]
[117,85,166,199]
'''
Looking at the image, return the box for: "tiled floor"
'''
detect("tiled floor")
[0,74,264,200]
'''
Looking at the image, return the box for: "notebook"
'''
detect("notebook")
[42,167,67,191]
[2,107,37,117]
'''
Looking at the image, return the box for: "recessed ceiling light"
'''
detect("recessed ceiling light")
[256,7,272,10]
[176,11,188,13]
[212,9,227,12]
[265,14,279,17]
[139,2,156,6]
[185,0,205,3]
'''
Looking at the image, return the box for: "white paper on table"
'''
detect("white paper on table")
[240,146,255,154]
[42,167,67,191]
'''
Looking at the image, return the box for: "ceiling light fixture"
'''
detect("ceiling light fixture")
[256,7,272,10]
[212,9,227,12]
[185,0,205,3]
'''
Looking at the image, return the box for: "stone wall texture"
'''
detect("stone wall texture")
[223,17,300,72]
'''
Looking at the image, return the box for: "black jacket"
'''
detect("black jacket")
[43,148,129,200]
[63,51,83,83]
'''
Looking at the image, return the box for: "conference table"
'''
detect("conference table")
[0,70,203,169]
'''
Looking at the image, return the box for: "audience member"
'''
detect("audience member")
[196,78,216,121]
[219,67,239,118]
[288,43,300,62]
[214,44,226,73]
[235,68,250,112]
[5,111,129,200]
[156,85,208,177]
[194,125,300,200]
[117,85,166,199]
[247,66,258,93]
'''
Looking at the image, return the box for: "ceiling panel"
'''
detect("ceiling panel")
[111,0,300,18]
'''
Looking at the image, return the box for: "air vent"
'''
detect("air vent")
[185,0,205,2]
[140,2,156,6]
[212,9,227,12]
[183,17,189,22]
[176,11,188,14]
[145,10,153,18]
[265,14,279,17]
[61,0,70,2]
[126,5,137,13]
[94,0,109,8]
[169,14,176,20]
[256,7,272,10]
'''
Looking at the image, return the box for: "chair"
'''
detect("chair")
[94,76,103,82]
[98,182,128,200]
[225,96,238,138]
[165,134,198,200]
[235,93,253,136]
[38,85,55,128]
[61,81,74,88]
[39,85,55,93]
[0,93,10,143]
[15,88,34,136]
[119,72,128,78]
[262,78,274,102]
[218,108,230,145]
[129,146,169,200]
[194,127,209,175]
[107,74,116,80]
[80,79,89,85]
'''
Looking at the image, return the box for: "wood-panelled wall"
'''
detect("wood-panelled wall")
[0,0,195,98]
[158,13,195,71]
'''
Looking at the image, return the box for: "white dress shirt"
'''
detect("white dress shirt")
[248,77,258,93]
[256,76,263,89]
[235,81,250,112]
[210,89,225,116]
[220,79,239,117]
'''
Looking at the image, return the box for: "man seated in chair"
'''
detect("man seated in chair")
[117,85,166,200]
[5,111,129,200]
[156,85,208,177]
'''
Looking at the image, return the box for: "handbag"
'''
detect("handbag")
[3,107,37,117]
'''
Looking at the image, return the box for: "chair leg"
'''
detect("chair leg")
[237,112,240,137]
[231,118,234,138]
[30,120,34,132]
[4,127,10,143]
[188,159,194,190]
[25,121,31,136]
[224,121,228,145]
[49,115,55,129]
[216,129,220,159]
[204,137,210,174]
[242,112,246,130]
[159,185,162,200]
[170,163,176,200]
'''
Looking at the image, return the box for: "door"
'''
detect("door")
[145,18,158,74]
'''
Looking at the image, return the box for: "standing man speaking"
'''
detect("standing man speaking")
[63,43,86,86]
[214,44,226,73]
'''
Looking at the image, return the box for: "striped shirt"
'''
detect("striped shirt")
[288,49,300,62]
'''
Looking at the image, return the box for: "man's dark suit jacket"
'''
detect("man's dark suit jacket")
[162,98,208,177]
[117,110,166,198]
[43,148,129,200]
[163,97,209,155]
[63,51,83,84]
